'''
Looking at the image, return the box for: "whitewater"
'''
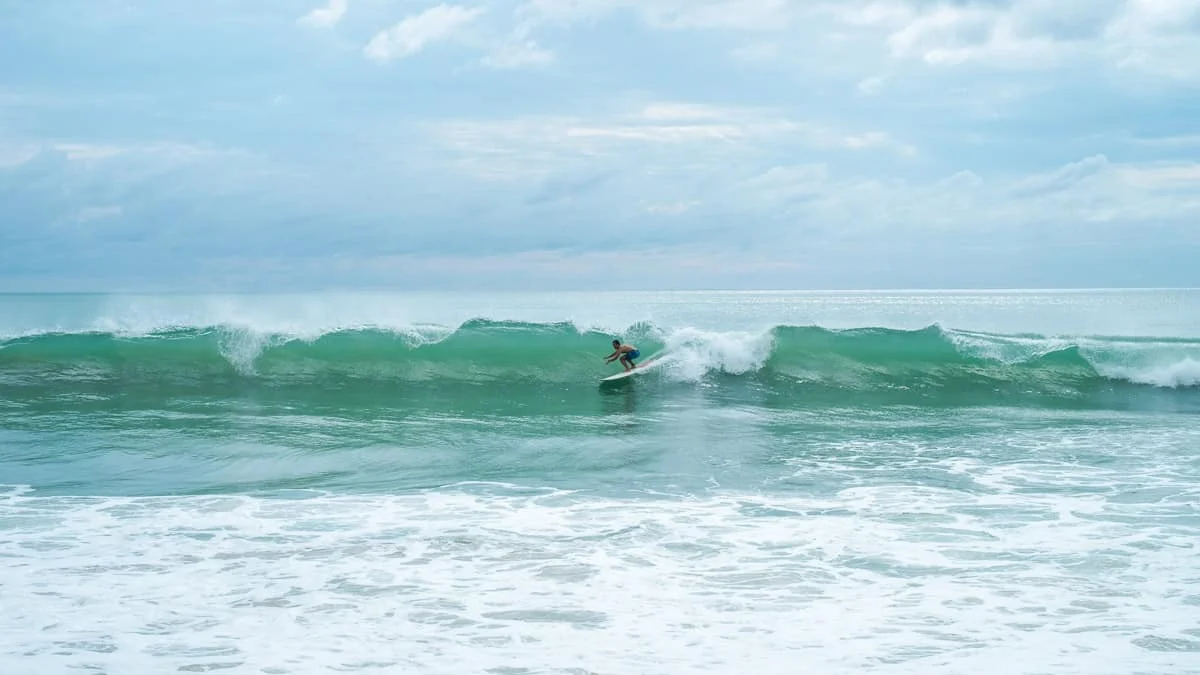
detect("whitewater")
[2,290,1199,674]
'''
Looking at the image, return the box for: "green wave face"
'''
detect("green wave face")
[2,320,1199,412]
[764,325,1101,391]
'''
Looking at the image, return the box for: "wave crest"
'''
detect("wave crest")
[3,321,1199,396]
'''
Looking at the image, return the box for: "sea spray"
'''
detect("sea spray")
[3,291,1199,673]
[659,327,776,381]
[3,321,1199,410]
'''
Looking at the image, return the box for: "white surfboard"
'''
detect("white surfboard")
[600,357,664,382]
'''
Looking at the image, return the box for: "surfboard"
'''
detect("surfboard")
[600,357,663,382]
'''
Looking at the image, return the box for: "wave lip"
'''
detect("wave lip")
[1096,357,1200,389]
[2,321,1199,399]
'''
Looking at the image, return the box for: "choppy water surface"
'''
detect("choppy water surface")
[2,290,1199,673]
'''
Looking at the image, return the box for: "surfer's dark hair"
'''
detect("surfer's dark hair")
[612,339,621,345]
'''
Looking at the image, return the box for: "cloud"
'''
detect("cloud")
[1120,163,1200,188]
[837,0,1200,78]
[518,0,801,32]
[364,4,485,62]
[194,248,809,292]
[636,0,800,32]
[566,123,744,143]
[504,1,1199,85]
[738,164,829,205]
[299,0,348,28]
[3,139,1197,291]
[843,131,916,156]
[1012,157,1200,224]
[1012,155,1114,196]
[1129,134,1200,148]
[423,102,914,183]
[1103,0,1200,79]
[511,0,1199,76]
[686,154,1200,250]
[3,1,1199,291]
[51,143,127,162]
[856,75,888,95]
[638,103,742,121]
[74,205,123,223]
[43,142,226,164]
[0,143,39,168]
[641,200,700,215]
[881,3,1065,68]
[482,37,554,69]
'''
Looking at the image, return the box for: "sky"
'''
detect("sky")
[1,0,1198,291]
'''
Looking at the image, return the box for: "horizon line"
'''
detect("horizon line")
[1,286,1198,295]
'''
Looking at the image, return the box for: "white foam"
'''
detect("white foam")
[945,328,1077,363]
[1096,357,1200,388]
[2,475,1197,675]
[6,294,1200,389]
[656,326,775,381]
[0,293,638,342]
[6,290,1200,343]
[945,329,1200,388]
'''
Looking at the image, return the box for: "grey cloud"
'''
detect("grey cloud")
[3,1,1200,291]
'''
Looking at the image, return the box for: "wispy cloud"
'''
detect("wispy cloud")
[43,142,240,165]
[0,143,40,168]
[299,0,348,29]
[641,200,700,215]
[1128,134,1200,148]
[73,205,123,223]
[364,4,485,62]
[518,0,802,32]
[842,0,1200,78]
[482,38,553,69]
[424,102,913,182]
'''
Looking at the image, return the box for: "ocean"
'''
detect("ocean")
[2,289,1199,673]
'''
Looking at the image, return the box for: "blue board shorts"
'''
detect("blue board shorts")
[626,349,640,359]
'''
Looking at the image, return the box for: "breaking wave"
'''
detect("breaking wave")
[3,320,1199,400]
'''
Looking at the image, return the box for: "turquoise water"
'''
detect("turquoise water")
[2,290,1199,673]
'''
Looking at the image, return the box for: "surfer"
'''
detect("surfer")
[605,339,640,371]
